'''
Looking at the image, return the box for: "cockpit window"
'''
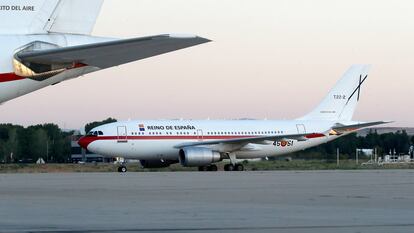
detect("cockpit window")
[87,131,104,136]
[87,131,99,137]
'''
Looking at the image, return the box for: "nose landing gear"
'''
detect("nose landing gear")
[117,165,127,173]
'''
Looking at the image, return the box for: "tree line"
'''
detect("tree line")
[0,119,412,163]
[0,124,73,163]
[0,118,117,163]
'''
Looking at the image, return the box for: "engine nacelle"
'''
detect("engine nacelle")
[179,147,221,167]
[140,160,177,169]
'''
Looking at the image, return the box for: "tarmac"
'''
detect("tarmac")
[0,170,413,233]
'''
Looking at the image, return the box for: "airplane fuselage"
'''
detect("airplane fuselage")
[80,119,343,161]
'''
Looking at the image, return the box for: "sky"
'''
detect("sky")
[0,0,413,129]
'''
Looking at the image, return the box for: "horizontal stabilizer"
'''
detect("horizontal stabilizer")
[330,121,391,135]
[16,35,211,69]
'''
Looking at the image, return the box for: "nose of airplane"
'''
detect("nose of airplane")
[78,136,93,150]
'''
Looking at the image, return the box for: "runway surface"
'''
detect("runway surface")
[0,170,413,233]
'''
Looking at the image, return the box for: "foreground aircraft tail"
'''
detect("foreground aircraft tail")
[0,0,104,35]
[299,65,371,121]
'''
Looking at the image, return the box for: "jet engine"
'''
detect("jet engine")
[179,147,221,167]
[140,159,177,169]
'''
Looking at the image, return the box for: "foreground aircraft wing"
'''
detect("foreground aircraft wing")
[174,132,326,149]
[16,34,210,69]
[330,121,391,135]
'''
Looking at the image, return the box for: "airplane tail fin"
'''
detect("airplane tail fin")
[299,65,371,121]
[0,0,104,35]
[43,0,104,35]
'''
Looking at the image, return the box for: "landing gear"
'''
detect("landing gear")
[209,164,218,171]
[224,164,234,171]
[224,163,244,171]
[198,164,218,172]
[224,152,244,171]
[118,166,127,173]
[235,164,244,171]
[198,166,208,171]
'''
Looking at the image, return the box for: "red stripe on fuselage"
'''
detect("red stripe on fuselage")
[0,64,88,83]
[0,73,25,83]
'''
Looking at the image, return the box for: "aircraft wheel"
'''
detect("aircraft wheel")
[235,164,244,171]
[208,164,218,171]
[198,166,208,171]
[224,164,234,171]
[118,166,127,173]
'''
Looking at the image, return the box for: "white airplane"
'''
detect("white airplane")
[0,0,209,103]
[79,65,389,172]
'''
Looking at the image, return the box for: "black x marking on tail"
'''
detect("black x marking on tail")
[346,74,368,105]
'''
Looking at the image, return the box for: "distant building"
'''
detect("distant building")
[70,134,114,163]
[358,149,374,156]
[357,127,414,136]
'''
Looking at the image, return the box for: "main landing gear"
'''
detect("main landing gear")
[197,163,244,171]
[223,152,244,171]
[198,164,218,171]
[224,163,244,171]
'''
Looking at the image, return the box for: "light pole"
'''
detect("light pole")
[46,139,49,163]
[337,148,340,167]
[356,149,359,165]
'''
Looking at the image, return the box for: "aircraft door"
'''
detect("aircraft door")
[117,126,128,143]
[296,124,306,134]
[197,129,204,141]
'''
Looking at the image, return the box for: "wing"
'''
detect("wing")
[330,121,391,135]
[174,132,326,149]
[16,34,211,69]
